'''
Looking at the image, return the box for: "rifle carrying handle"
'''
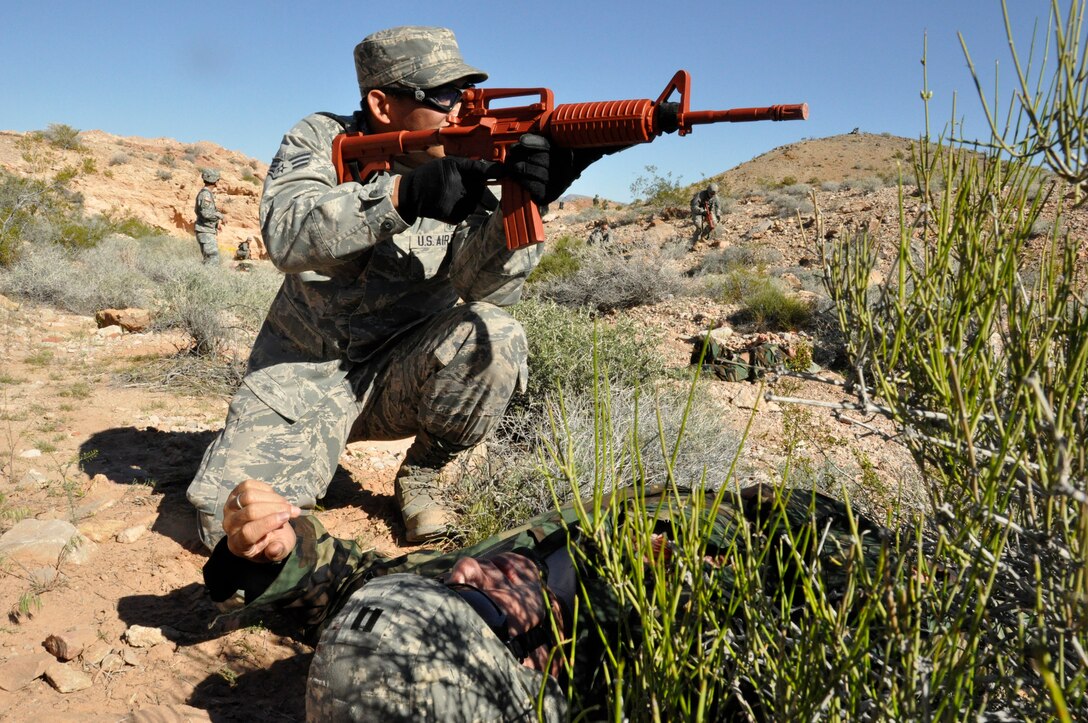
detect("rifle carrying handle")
[500,178,545,250]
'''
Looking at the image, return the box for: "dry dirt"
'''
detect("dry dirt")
[0,127,1084,721]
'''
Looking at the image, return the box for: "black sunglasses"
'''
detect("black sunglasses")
[446,582,553,662]
[381,85,469,113]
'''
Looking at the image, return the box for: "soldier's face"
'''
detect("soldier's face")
[446,552,561,675]
[366,88,461,163]
[385,94,459,160]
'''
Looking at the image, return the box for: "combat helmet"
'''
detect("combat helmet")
[307,574,566,722]
[201,169,221,184]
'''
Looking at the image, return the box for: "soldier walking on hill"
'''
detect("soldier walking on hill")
[194,169,223,265]
[690,182,721,245]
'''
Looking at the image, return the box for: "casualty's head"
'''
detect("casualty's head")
[306,573,566,722]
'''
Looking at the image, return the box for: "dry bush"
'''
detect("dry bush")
[528,244,685,312]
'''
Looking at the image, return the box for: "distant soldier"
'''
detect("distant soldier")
[235,237,253,261]
[194,169,223,265]
[690,183,722,243]
[587,220,612,245]
[592,193,600,207]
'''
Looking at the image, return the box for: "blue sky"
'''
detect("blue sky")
[1,1,1069,202]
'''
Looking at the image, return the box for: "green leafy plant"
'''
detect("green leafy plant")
[36,123,83,151]
[629,165,687,206]
[527,234,583,283]
[731,283,814,330]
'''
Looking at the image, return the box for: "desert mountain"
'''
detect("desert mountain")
[708,131,916,194]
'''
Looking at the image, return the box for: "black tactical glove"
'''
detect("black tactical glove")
[398,156,498,225]
[504,133,621,206]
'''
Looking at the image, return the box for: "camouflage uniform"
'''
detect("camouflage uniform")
[204,485,889,721]
[194,170,222,264]
[587,223,611,245]
[690,185,721,241]
[186,27,543,549]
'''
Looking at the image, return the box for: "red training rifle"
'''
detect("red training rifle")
[333,70,807,250]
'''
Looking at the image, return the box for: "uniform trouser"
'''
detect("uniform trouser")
[196,232,220,264]
[186,302,527,550]
[691,212,712,239]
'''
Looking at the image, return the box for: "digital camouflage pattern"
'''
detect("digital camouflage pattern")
[690,186,722,240]
[194,186,222,264]
[308,574,565,722]
[194,187,221,233]
[186,109,543,548]
[353,26,488,93]
[587,223,611,245]
[204,484,891,721]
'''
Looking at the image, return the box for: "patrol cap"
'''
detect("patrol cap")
[354,26,488,94]
[201,169,220,183]
[307,573,565,722]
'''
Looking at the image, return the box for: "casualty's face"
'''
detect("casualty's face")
[445,551,563,675]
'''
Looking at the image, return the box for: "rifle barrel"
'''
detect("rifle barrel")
[685,103,809,125]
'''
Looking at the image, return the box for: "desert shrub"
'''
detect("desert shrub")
[36,123,83,151]
[101,210,162,238]
[0,235,280,346]
[529,245,685,312]
[152,263,281,355]
[156,169,173,181]
[182,146,200,163]
[811,3,1088,715]
[0,171,84,265]
[657,237,690,261]
[731,282,813,330]
[527,234,583,283]
[450,381,744,544]
[508,298,665,414]
[108,152,130,166]
[841,176,885,193]
[694,244,779,276]
[160,154,177,168]
[820,180,843,192]
[699,267,774,305]
[241,172,261,186]
[764,183,814,217]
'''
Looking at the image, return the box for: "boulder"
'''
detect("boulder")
[95,308,151,332]
[0,519,96,567]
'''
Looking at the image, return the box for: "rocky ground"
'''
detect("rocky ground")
[0,127,1084,721]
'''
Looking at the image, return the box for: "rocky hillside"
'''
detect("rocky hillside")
[0,129,267,255]
[709,131,916,193]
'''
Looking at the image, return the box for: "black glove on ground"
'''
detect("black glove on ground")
[398,156,497,225]
[504,133,618,206]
